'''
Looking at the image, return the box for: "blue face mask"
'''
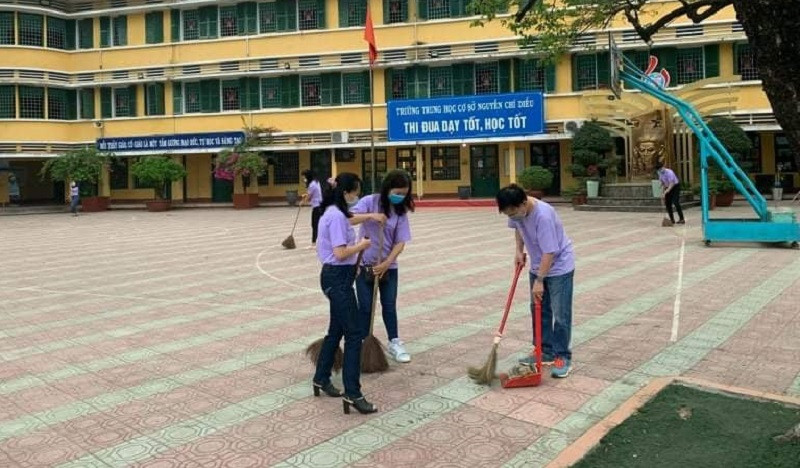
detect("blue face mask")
[346,197,359,208]
[388,193,405,205]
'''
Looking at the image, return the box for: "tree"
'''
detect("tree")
[130,156,187,200]
[214,119,277,194]
[470,0,800,169]
[569,121,615,182]
[40,146,111,197]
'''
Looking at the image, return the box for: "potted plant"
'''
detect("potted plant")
[40,146,111,212]
[569,122,613,198]
[130,156,187,212]
[773,163,786,202]
[705,117,752,207]
[215,120,277,209]
[562,184,587,207]
[518,165,554,199]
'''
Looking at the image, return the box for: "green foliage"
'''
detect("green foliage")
[707,117,752,168]
[569,122,614,182]
[130,156,187,200]
[215,119,278,194]
[518,165,554,190]
[40,146,111,197]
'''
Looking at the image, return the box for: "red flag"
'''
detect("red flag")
[364,5,378,65]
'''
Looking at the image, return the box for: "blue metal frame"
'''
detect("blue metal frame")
[614,54,799,245]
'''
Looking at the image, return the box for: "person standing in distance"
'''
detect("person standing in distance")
[301,169,324,249]
[657,162,685,225]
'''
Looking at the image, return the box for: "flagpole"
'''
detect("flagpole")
[365,5,377,194]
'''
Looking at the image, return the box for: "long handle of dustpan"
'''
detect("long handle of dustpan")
[368,226,385,335]
[496,254,526,339]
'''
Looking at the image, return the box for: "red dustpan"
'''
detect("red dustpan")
[499,299,543,388]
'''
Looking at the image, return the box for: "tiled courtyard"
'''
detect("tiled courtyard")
[1,204,799,467]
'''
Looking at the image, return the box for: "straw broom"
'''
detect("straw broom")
[281,204,303,249]
[361,227,389,373]
[467,255,526,385]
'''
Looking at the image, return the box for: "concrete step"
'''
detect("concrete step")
[586,194,694,207]
[601,183,656,199]
[575,201,700,213]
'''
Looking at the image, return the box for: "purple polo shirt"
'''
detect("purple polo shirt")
[308,180,322,208]
[317,205,358,265]
[508,200,575,277]
[659,168,680,188]
[351,194,412,269]
[70,185,79,197]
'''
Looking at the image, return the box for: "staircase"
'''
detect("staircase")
[574,183,698,213]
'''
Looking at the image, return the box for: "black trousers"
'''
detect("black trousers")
[311,206,322,243]
[664,189,684,223]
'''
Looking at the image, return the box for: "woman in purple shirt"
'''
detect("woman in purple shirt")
[313,172,385,415]
[301,170,324,249]
[352,170,414,363]
[656,162,685,225]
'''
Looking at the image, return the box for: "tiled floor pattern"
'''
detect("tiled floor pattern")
[1,204,798,467]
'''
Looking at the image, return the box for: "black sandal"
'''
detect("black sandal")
[313,381,342,397]
[342,396,377,415]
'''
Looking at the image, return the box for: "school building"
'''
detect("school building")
[0,0,796,205]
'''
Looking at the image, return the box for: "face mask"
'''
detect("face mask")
[346,196,359,208]
[508,213,526,222]
[388,193,405,205]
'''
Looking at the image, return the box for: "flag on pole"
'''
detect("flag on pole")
[364,5,378,65]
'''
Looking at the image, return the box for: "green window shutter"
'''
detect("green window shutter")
[199,6,218,39]
[101,87,112,117]
[113,16,127,46]
[321,73,341,106]
[704,43,720,78]
[0,86,15,118]
[239,77,260,110]
[281,75,299,107]
[317,0,326,29]
[170,10,181,41]
[450,0,465,18]
[384,68,394,101]
[597,52,610,89]
[338,0,347,27]
[65,89,77,120]
[513,58,521,91]
[78,18,92,48]
[406,66,428,98]
[172,82,183,114]
[733,43,741,75]
[65,20,76,50]
[99,17,110,47]
[382,0,390,24]
[571,55,578,91]
[146,83,164,115]
[276,0,297,31]
[417,0,427,20]
[362,70,371,103]
[201,79,220,112]
[237,2,257,35]
[498,59,511,93]
[655,47,677,82]
[145,12,164,44]
[80,88,94,119]
[545,63,556,93]
[0,12,14,45]
[452,63,474,96]
[128,85,137,116]
[261,77,282,108]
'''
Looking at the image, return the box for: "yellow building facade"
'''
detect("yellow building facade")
[0,0,795,205]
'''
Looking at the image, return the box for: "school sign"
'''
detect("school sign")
[386,92,545,142]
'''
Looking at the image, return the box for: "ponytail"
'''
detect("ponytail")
[319,172,361,218]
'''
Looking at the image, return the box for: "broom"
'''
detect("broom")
[305,249,366,372]
[467,254,526,385]
[361,227,389,373]
[281,204,303,249]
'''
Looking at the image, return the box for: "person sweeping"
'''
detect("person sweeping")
[657,162,685,226]
[301,169,324,249]
[312,172,383,415]
[352,170,414,364]
[496,185,575,378]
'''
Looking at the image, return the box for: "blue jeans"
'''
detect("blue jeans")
[313,264,367,399]
[530,270,574,360]
[355,268,399,340]
[70,195,79,214]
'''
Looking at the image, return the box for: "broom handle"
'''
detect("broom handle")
[289,204,303,236]
[495,254,526,340]
[533,298,542,374]
[368,225,385,335]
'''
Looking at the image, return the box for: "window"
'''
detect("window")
[78,18,93,48]
[387,69,407,100]
[261,77,282,108]
[475,63,498,95]
[735,43,759,81]
[397,148,425,180]
[145,83,165,116]
[301,75,321,106]
[0,86,15,119]
[299,0,324,30]
[145,12,164,44]
[79,88,94,119]
[743,132,761,173]
[775,133,797,173]
[428,0,450,19]
[431,146,461,180]
[273,152,300,185]
[452,63,474,96]
[110,158,129,190]
[675,48,703,85]
[183,80,220,113]
[19,86,44,119]
[183,7,218,40]
[384,0,408,24]
[574,54,598,90]
[47,88,77,120]
[184,82,201,112]
[259,0,297,33]
[220,6,238,37]
[221,80,240,110]
[0,12,14,45]
[516,59,554,93]
[362,149,388,193]
[429,66,452,97]
[113,16,127,46]
[113,87,136,117]
[238,2,258,35]
[172,82,182,114]
[342,72,369,104]
[386,67,429,100]
[19,14,43,47]
[340,0,366,27]
[257,155,269,186]
[182,9,199,40]
[46,16,67,49]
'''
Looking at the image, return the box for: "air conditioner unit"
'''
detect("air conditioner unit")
[331,131,349,144]
[564,120,584,135]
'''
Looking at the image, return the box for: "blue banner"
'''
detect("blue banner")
[387,92,545,141]
[97,131,245,152]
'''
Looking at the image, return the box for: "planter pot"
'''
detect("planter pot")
[772,187,784,202]
[709,194,717,211]
[233,193,260,210]
[571,195,587,206]
[145,200,171,212]
[586,180,600,198]
[651,180,662,198]
[526,189,545,199]
[285,190,299,206]
[457,186,471,200]
[716,191,734,207]
[81,196,109,212]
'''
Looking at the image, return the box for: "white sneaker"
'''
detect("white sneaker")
[388,338,411,363]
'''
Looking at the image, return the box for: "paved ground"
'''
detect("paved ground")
[1,203,799,467]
